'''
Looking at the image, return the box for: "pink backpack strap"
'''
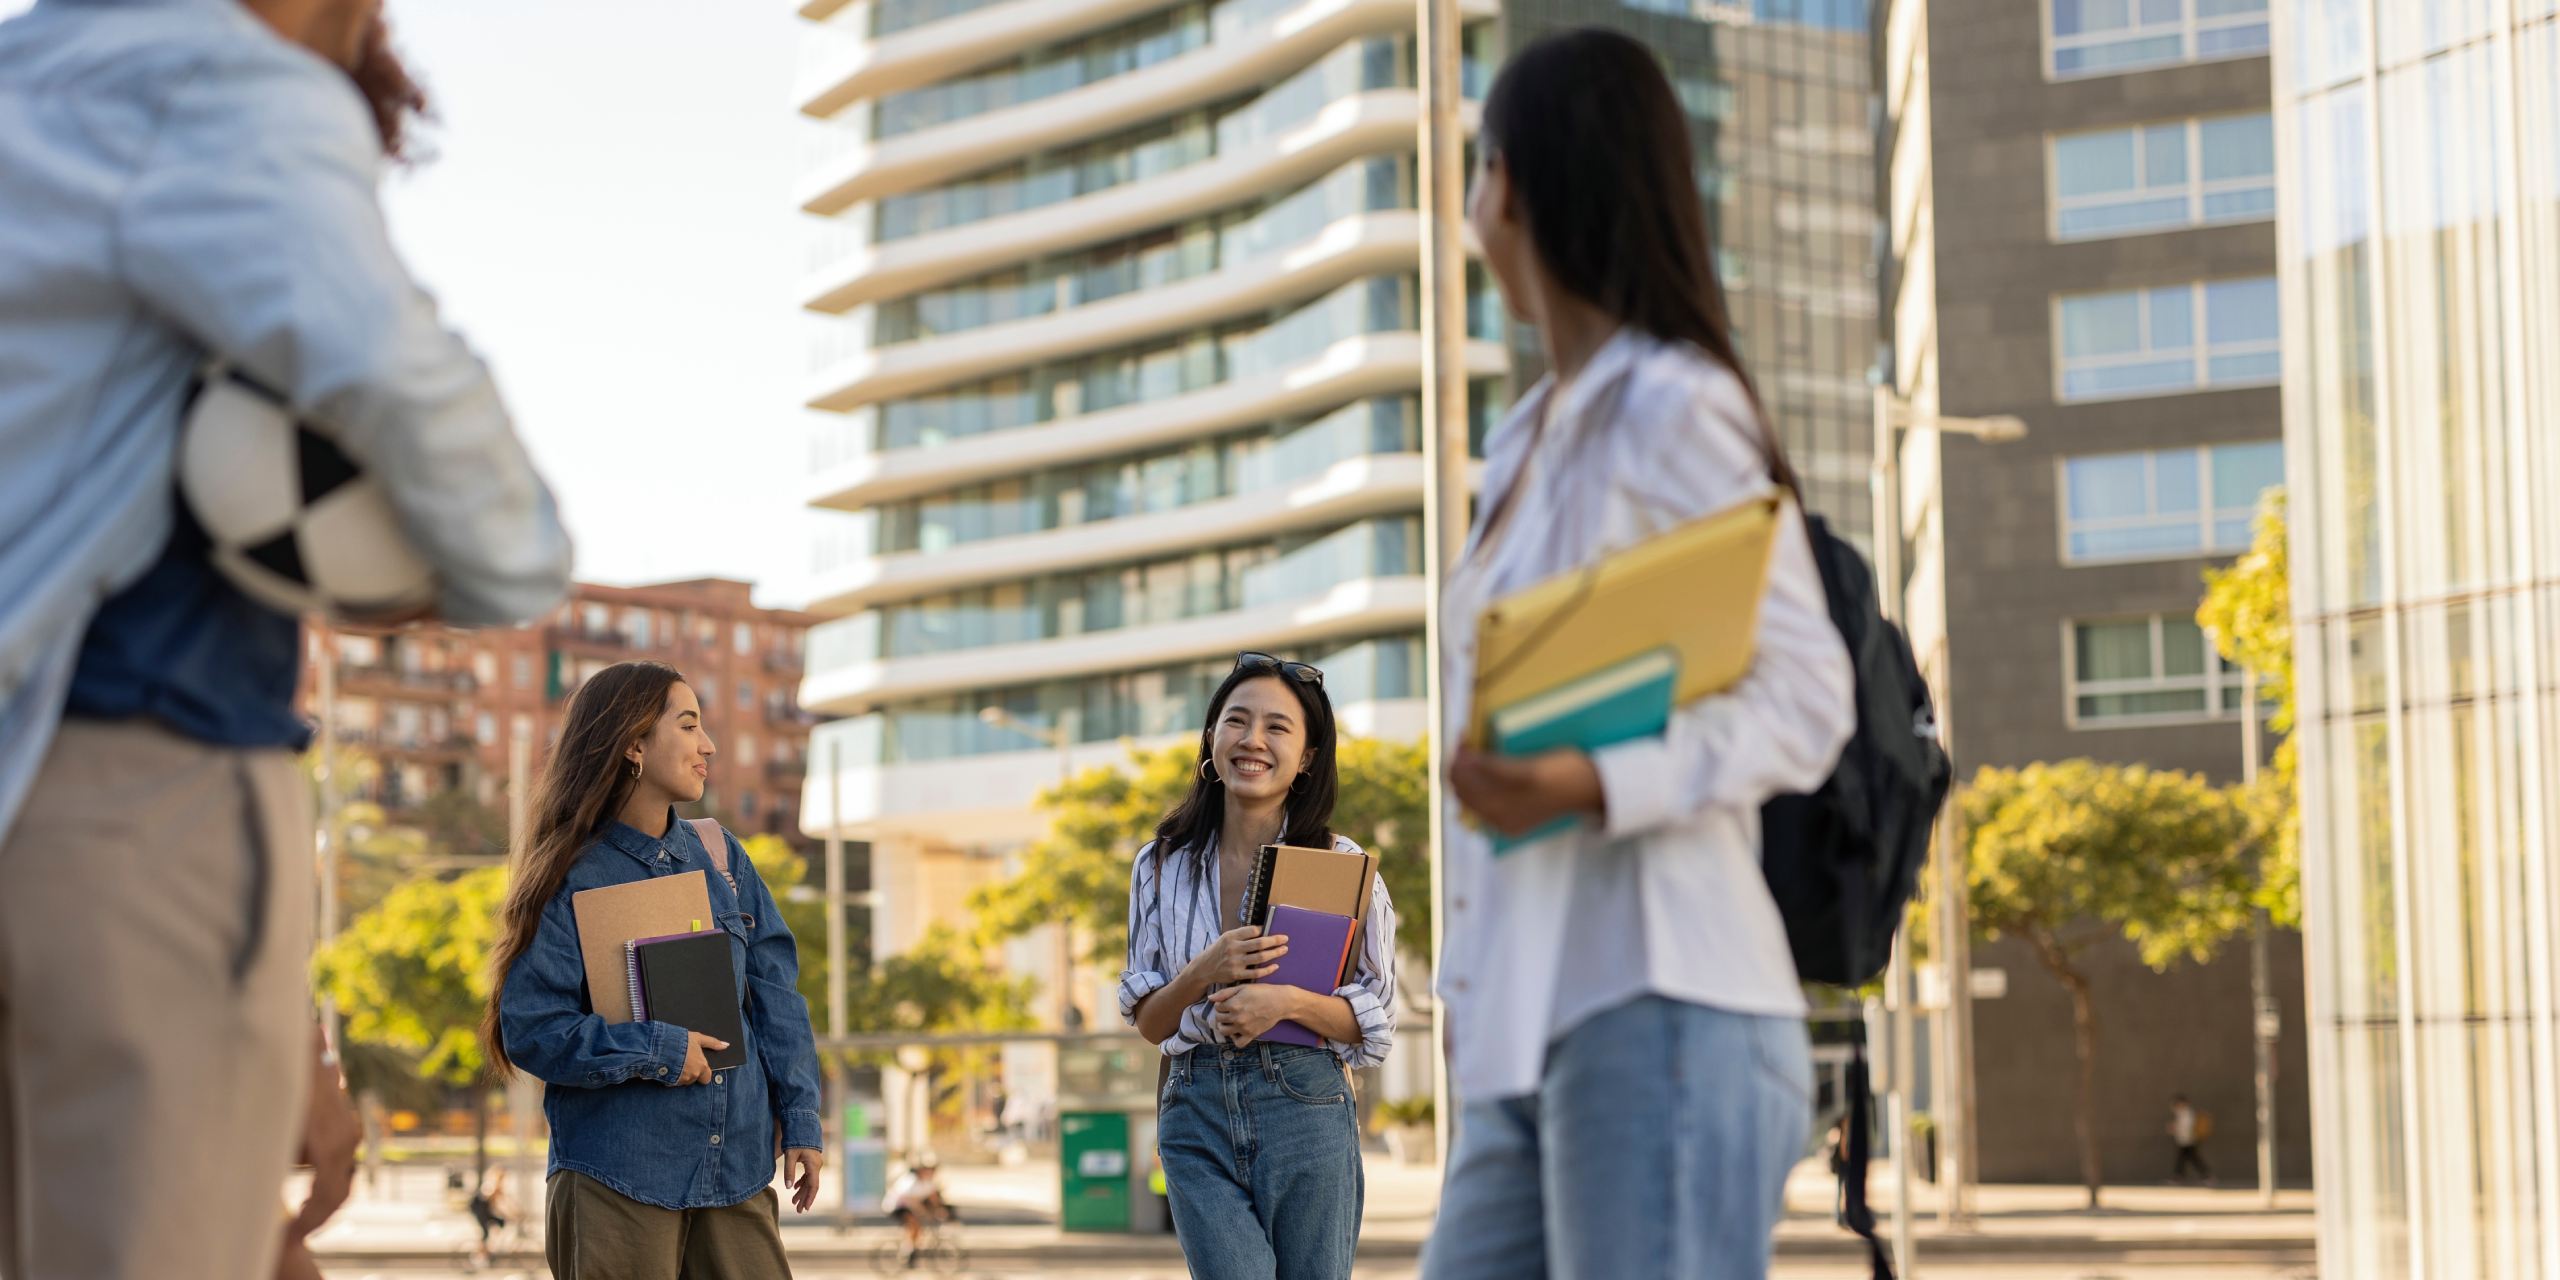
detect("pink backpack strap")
[688,817,732,884]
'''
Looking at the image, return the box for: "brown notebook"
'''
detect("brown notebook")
[572,870,713,1024]
[1245,843,1377,985]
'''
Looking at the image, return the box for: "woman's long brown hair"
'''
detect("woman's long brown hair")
[480,661,689,1081]
[351,16,430,163]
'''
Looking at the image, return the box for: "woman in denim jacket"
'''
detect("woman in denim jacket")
[483,660,827,1279]
[1120,651,1400,1280]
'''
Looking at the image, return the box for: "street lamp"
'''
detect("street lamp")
[1872,389,2027,1260]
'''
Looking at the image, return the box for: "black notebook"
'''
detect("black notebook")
[633,931,746,1071]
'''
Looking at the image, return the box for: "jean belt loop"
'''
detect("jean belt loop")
[1258,1042,1278,1081]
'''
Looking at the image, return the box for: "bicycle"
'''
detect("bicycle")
[869,1214,966,1274]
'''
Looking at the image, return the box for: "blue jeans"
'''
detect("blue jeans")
[1421,996,1812,1280]
[1159,1043,1364,1280]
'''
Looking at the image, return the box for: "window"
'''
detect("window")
[477,713,498,746]
[698,678,719,710]
[2052,115,2275,239]
[2069,615,2257,725]
[473,653,498,686]
[738,681,756,713]
[2056,277,2279,401]
[735,622,755,656]
[2048,0,2269,78]
[2063,441,2282,562]
[514,655,534,689]
[626,609,652,649]
[737,734,758,768]
[582,603,609,633]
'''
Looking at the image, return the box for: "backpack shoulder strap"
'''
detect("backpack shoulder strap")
[688,817,730,878]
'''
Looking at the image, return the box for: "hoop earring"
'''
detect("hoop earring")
[629,760,642,781]
[1200,759,1219,784]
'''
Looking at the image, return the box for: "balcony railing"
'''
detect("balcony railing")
[334,664,477,694]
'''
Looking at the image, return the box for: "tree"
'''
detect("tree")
[1961,760,2258,1207]
[2196,488,2300,926]
[312,866,507,1175]
[966,737,1435,973]
[846,925,1038,1136]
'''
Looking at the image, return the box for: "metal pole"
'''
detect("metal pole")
[1872,388,1915,1276]
[1055,711,1078,1031]
[1417,0,1467,1176]
[2244,665,2276,1208]
[826,739,848,1169]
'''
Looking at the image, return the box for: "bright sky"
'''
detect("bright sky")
[377,0,819,606]
[0,0,826,605]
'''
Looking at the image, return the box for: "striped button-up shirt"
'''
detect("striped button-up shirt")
[1117,832,1398,1068]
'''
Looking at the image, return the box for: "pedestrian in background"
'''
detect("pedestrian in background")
[486,661,826,1280]
[0,0,570,1274]
[1121,652,1400,1280]
[1423,27,1857,1280]
[2168,1094,2213,1186]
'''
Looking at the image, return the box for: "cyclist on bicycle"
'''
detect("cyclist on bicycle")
[883,1153,954,1269]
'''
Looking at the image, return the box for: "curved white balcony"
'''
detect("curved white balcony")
[798,695,1426,842]
[798,0,1187,118]
[798,0,1493,214]
[806,574,1425,711]
[811,332,1506,510]
[810,211,1421,411]
[805,452,1428,615]
[806,90,1441,314]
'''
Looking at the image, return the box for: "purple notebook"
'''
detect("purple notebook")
[1253,905,1358,1048]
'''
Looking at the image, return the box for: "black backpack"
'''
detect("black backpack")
[1758,510,1953,1280]
[1759,512,1950,987]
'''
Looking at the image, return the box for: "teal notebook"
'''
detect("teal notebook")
[1486,647,1680,855]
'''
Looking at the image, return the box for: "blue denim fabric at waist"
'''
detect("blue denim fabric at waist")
[64,513,308,751]
[498,813,825,1210]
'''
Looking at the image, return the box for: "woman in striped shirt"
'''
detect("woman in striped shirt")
[1119,651,1400,1280]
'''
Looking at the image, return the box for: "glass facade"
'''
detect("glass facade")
[1496,0,1878,542]
[2280,2,2560,1275]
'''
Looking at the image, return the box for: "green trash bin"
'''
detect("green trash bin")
[1060,1111,1132,1232]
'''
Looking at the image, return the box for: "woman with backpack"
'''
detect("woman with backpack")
[1119,651,1400,1279]
[482,660,827,1279]
[1425,29,1857,1280]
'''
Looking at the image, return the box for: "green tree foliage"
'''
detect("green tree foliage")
[313,866,506,1089]
[2196,488,2300,926]
[967,738,1433,970]
[1961,760,2258,1208]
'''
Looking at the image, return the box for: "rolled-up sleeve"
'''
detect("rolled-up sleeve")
[115,62,572,627]
[1326,873,1399,1069]
[1117,843,1173,1035]
[1588,373,1855,839]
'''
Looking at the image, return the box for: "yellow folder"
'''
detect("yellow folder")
[1468,491,1784,747]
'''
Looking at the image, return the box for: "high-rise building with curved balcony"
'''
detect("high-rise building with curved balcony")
[789,0,1878,1049]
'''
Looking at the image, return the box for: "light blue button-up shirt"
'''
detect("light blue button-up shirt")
[0,0,573,837]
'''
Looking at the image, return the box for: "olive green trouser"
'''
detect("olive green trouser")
[545,1169,792,1280]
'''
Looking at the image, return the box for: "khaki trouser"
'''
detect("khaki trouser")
[545,1171,792,1280]
[0,719,314,1280]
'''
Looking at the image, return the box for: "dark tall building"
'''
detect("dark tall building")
[1496,0,1878,544]
[1883,0,2309,1184]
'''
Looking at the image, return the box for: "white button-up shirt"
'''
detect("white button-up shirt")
[1438,328,1855,1102]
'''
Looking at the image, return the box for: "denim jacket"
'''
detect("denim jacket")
[500,812,826,1210]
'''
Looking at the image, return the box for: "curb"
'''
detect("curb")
[319,1233,2317,1269]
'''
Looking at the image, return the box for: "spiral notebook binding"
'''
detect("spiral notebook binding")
[624,939,648,1021]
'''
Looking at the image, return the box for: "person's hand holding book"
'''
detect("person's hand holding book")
[674,1031,729,1085]
[1184,925,1289,987]
[1449,745,1605,838]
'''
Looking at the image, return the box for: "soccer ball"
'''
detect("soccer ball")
[176,364,437,620]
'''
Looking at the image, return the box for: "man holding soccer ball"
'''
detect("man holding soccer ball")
[0,1,571,1277]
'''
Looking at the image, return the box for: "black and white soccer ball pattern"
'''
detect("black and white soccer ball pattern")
[177,364,437,620]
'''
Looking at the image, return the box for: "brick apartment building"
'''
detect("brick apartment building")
[302,578,819,850]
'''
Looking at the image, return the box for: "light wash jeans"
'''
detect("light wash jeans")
[1421,996,1813,1280]
[1159,1042,1364,1280]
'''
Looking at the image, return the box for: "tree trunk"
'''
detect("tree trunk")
[2027,929,2105,1209]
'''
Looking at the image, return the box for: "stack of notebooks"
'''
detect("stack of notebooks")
[571,871,745,1071]
[1468,491,1784,854]
[1241,842,1375,1048]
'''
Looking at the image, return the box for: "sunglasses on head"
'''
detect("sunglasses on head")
[1235,651,1324,687]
